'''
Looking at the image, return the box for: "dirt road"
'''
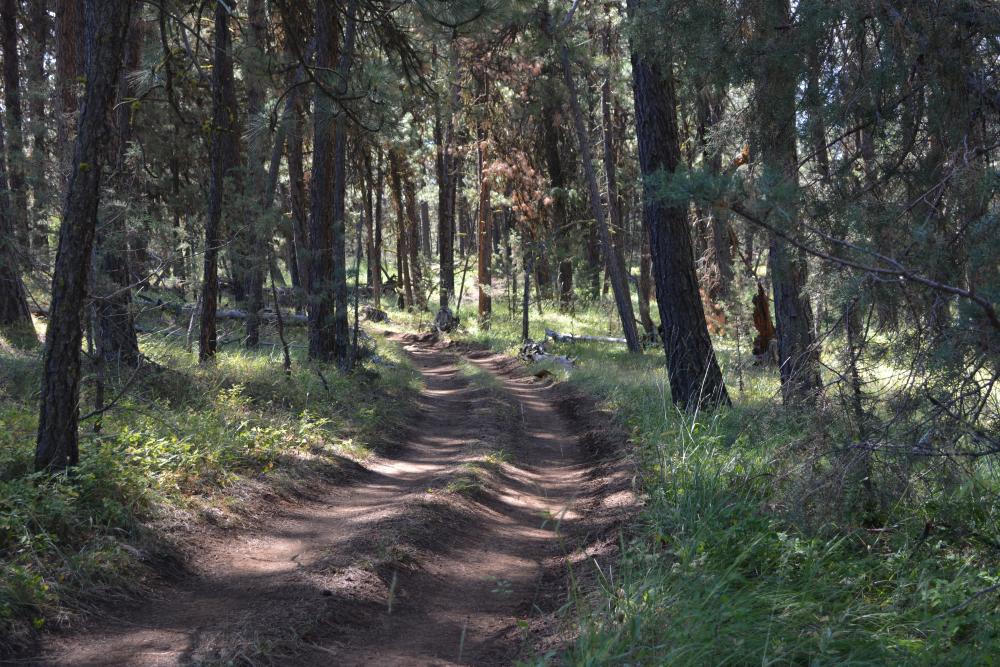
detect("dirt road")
[30,334,632,666]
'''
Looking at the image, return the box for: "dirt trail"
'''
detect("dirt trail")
[29,334,632,666]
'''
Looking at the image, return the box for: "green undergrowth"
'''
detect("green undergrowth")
[558,361,1000,665]
[440,300,1000,665]
[0,320,417,653]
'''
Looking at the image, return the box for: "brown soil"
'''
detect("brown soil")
[23,334,636,666]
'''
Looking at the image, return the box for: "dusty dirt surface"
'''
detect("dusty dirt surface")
[24,334,635,666]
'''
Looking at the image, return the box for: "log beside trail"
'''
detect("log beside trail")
[544,328,627,345]
[214,308,308,325]
[135,295,308,325]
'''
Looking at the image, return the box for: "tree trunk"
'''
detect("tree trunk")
[637,230,655,336]
[306,0,339,361]
[2,0,30,248]
[331,3,359,365]
[752,0,823,406]
[373,148,384,309]
[242,0,268,349]
[399,231,412,310]
[541,74,574,312]
[435,37,461,310]
[35,0,133,471]
[27,0,50,253]
[199,0,241,363]
[600,10,630,306]
[288,105,309,304]
[54,0,83,179]
[522,245,531,341]
[0,116,31,326]
[696,89,733,298]
[389,148,414,309]
[627,0,729,406]
[559,44,641,353]
[420,200,432,259]
[362,148,377,298]
[475,72,492,329]
[403,162,426,309]
[95,13,142,369]
[435,105,456,308]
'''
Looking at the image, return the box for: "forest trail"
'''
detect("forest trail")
[31,333,631,666]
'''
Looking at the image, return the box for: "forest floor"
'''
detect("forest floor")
[25,331,634,666]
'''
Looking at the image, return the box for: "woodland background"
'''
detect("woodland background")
[1,0,999,662]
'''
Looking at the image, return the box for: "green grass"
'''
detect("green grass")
[434,296,1000,666]
[559,362,999,665]
[0,318,417,653]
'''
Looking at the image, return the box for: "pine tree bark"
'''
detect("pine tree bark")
[372,148,384,309]
[752,0,823,406]
[306,0,339,361]
[54,0,83,178]
[420,200,431,259]
[288,105,309,301]
[403,163,426,309]
[94,13,143,369]
[242,0,268,349]
[627,0,729,406]
[0,117,31,326]
[600,10,630,306]
[27,0,50,252]
[695,89,733,298]
[330,0,358,366]
[541,75,573,311]
[434,108,455,308]
[35,0,134,471]
[362,149,377,295]
[559,44,641,353]
[475,70,492,329]
[637,230,655,336]
[199,0,241,363]
[389,148,414,310]
[458,194,473,256]
[2,0,30,248]
[434,37,461,310]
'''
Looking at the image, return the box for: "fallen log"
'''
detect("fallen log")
[134,295,308,325]
[544,328,627,345]
[214,308,308,325]
[133,324,309,349]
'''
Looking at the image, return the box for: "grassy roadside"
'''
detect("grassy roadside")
[438,298,1000,665]
[0,316,417,654]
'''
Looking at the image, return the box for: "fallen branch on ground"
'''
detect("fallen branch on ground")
[545,328,627,345]
[135,295,308,325]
